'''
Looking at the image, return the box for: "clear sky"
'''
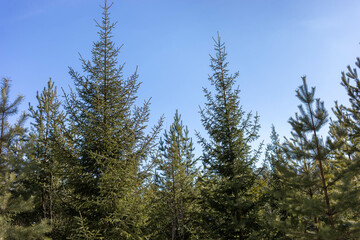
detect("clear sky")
[1,0,360,161]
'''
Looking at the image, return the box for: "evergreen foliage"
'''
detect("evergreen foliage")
[327,58,360,238]
[3,1,360,239]
[274,77,337,239]
[196,34,262,239]
[63,1,163,239]
[261,126,288,239]
[0,78,51,240]
[148,110,198,240]
[27,78,69,239]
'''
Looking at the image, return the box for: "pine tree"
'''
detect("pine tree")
[326,58,360,238]
[148,110,198,240]
[274,77,337,239]
[196,34,261,239]
[0,78,26,162]
[27,78,69,239]
[64,1,162,239]
[0,77,51,239]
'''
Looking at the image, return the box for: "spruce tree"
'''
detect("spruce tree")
[0,78,51,239]
[264,126,283,174]
[261,126,288,239]
[148,110,198,240]
[196,34,261,239]
[64,1,162,239]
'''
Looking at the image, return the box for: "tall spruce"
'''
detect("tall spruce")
[0,78,51,239]
[196,34,261,239]
[64,1,162,239]
[148,110,198,240]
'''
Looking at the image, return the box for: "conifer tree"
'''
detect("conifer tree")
[265,126,283,173]
[261,126,288,239]
[0,78,26,162]
[274,77,337,239]
[64,1,162,239]
[326,58,360,238]
[0,78,51,239]
[196,34,261,239]
[148,110,198,240]
[28,78,68,239]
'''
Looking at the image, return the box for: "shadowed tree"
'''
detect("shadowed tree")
[274,77,338,239]
[0,78,51,239]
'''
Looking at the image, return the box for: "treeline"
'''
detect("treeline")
[1,2,360,240]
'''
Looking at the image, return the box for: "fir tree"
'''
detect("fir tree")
[148,110,198,240]
[64,1,163,239]
[196,34,261,240]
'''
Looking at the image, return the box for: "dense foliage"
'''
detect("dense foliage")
[1,1,360,239]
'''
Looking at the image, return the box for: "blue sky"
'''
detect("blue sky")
[1,0,360,161]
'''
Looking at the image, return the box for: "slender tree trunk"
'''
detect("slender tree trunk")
[172,163,177,240]
[307,101,335,229]
[0,110,5,156]
[42,181,47,219]
[304,159,320,232]
[50,173,54,225]
[308,186,319,232]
